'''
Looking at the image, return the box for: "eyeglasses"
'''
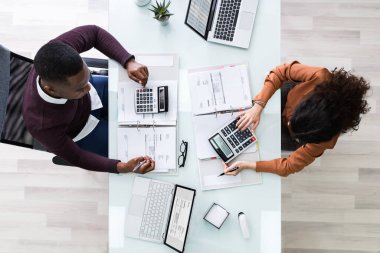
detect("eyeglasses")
[178,140,188,168]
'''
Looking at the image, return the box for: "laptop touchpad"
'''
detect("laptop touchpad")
[128,195,146,217]
[239,11,254,30]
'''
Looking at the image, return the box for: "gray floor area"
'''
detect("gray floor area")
[282,0,380,252]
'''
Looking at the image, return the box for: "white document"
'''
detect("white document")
[188,64,252,115]
[204,173,242,186]
[118,80,178,125]
[118,126,177,172]
[193,113,257,159]
[198,152,262,191]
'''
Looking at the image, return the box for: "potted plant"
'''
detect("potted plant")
[149,0,174,26]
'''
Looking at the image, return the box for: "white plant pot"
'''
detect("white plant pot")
[158,17,170,26]
[135,0,151,7]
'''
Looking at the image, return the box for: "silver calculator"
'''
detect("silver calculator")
[209,118,257,163]
[135,86,169,114]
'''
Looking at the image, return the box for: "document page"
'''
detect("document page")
[117,127,177,172]
[188,64,252,115]
[198,152,262,191]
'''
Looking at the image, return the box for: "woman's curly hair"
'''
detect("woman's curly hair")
[290,68,371,144]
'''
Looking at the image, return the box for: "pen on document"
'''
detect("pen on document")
[218,166,239,177]
[132,160,147,172]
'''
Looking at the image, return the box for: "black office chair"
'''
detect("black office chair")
[0,44,109,166]
[0,44,36,149]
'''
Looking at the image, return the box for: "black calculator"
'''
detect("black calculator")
[208,118,257,162]
[135,86,169,114]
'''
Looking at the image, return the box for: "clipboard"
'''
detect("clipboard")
[188,63,262,190]
[117,54,179,175]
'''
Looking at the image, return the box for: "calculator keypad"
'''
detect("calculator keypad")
[218,118,256,159]
[135,88,157,113]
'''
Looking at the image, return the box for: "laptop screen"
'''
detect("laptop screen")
[164,185,196,253]
[185,0,213,39]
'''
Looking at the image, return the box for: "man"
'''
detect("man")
[23,25,155,174]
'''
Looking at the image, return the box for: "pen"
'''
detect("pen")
[218,166,239,177]
[132,160,147,172]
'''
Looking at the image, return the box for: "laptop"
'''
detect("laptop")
[125,176,196,253]
[185,0,259,49]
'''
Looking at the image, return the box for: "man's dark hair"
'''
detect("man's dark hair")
[34,41,83,83]
[290,68,371,144]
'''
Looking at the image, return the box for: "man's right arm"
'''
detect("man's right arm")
[53,25,134,71]
[34,129,120,173]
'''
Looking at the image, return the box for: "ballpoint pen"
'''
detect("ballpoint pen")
[218,166,239,177]
[132,160,147,172]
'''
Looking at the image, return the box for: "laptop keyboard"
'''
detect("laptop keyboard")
[139,181,172,240]
[213,0,242,41]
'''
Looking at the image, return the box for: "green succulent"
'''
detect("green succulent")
[149,0,174,21]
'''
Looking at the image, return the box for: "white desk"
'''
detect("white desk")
[108,0,281,252]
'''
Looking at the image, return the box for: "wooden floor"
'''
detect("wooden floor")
[282,0,380,252]
[1,0,380,252]
[0,1,109,253]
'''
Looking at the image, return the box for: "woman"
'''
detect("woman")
[224,61,370,177]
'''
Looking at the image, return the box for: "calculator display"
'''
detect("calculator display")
[210,134,233,159]
[159,87,165,110]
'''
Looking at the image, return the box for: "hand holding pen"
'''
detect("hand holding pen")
[220,162,244,176]
[116,156,155,174]
[132,156,155,174]
[218,166,240,176]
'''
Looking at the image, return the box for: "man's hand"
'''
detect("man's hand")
[125,59,149,86]
[236,104,264,131]
[116,156,155,173]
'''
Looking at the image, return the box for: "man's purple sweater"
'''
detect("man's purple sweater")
[22,25,134,173]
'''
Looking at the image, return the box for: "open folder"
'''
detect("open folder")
[117,54,179,174]
[188,63,262,190]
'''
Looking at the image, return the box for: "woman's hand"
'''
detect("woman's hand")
[116,156,155,173]
[222,161,255,176]
[125,59,149,86]
[236,103,264,131]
